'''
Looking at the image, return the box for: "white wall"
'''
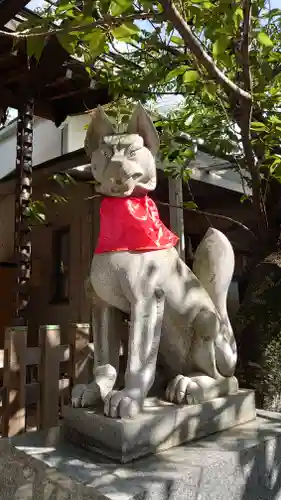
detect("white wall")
[33,118,62,166]
[65,113,91,153]
[0,124,17,180]
[0,113,92,181]
[0,117,62,180]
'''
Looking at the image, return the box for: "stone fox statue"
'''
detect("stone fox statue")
[72,103,238,418]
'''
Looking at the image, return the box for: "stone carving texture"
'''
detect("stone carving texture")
[71,104,238,418]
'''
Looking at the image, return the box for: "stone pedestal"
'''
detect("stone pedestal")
[62,389,256,462]
[1,409,281,499]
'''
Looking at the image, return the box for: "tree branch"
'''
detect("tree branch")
[158,0,252,101]
[241,0,252,93]
[156,199,256,238]
[0,12,158,38]
[239,0,267,232]
[85,193,256,238]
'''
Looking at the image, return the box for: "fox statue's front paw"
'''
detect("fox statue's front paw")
[165,374,239,405]
[165,375,202,405]
[104,389,144,418]
[71,364,117,408]
[71,380,102,408]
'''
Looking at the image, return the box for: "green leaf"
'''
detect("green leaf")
[267,8,281,19]
[165,65,189,81]
[233,7,243,29]
[272,163,281,180]
[56,0,73,14]
[170,35,184,45]
[69,16,93,32]
[212,37,229,58]
[269,115,281,124]
[251,121,267,131]
[88,29,106,58]
[183,201,198,209]
[219,51,233,69]
[257,31,273,48]
[53,174,66,188]
[154,120,165,127]
[57,33,77,54]
[205,82,217,95]
[270,162,281,174]
[182,169,192,183]
[183,70,199,83]
[27,35,45,62]
[110,0,131,16]
[112,22,139,41]
[156,2,164,13]
[182,148,195,159]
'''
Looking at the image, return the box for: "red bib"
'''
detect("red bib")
[95,196,179,254]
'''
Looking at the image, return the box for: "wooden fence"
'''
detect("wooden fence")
[0,323,93,437]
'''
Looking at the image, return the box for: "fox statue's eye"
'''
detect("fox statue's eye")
[128,150,136,159]
[102,149,111,159]
[127,146,139,158]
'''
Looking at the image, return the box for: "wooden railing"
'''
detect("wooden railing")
[0,323,93,437]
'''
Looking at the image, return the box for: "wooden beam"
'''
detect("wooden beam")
[45,76,82,89]
[68,324,92,388]
[0,0,30,29]
[0,148,89,196]
[50,87,91,101]
[3,326,27,437]
[39,325,61,430]
[168,177,186,261]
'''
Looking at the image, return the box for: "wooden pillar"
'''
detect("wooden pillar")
[39,325,61,429]
[3,326,27,437]
[14,101,34,325]
[168,177,185,261]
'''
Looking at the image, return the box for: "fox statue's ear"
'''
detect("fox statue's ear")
[127,103,160,156]
[84,106,115,157]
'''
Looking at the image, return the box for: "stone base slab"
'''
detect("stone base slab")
[62,389,256,462]
[0,409,281,499]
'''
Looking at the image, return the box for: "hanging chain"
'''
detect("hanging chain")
[14,101,34,325]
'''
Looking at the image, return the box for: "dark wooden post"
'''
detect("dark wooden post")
[14,101,34,325]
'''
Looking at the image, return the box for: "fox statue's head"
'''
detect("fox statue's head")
[84,103,159,197]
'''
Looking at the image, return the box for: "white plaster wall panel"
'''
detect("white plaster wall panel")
[0,125,17,179]
[32,118,62,165]
[66,114,91,153]
[0,117,62,179]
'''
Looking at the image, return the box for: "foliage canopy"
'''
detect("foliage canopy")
[4,0,281,236]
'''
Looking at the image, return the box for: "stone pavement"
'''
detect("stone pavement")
[0,409,280,499]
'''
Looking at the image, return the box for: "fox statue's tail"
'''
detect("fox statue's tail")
[192,228,237,376]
